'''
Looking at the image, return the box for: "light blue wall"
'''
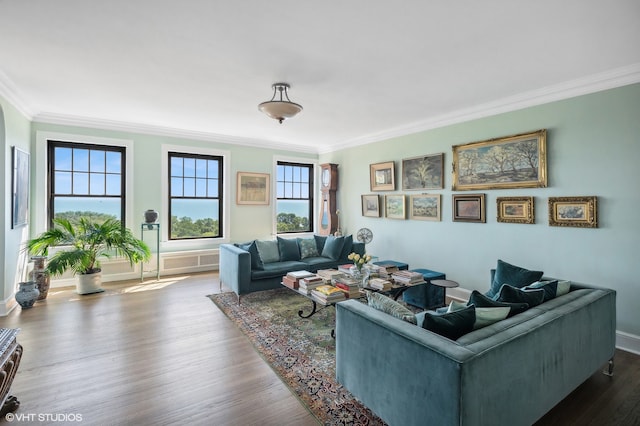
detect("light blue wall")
[0,96,32,308]
[321,83,640,337]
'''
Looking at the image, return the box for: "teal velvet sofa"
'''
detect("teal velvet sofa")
[336,282,616,426]
[219,234,364,301]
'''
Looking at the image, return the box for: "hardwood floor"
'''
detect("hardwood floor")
[1,272,638,425]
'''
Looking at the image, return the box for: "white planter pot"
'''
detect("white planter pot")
[77,271,105,295]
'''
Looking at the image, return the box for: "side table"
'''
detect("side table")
[0,329,22,417]
[431,279,460,308]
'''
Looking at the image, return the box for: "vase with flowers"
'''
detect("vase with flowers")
[347,252,372,288]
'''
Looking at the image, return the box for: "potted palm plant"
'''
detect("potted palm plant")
[27,217,151,295]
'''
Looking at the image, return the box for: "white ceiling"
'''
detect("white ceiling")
[1,1,639,153]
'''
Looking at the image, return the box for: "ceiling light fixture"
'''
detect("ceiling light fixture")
[258,83,303,124]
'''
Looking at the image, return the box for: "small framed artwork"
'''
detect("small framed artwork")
[452,193,486,223]
[237,172,270,205]
[384,194,406,219]
[402,153,444,190]
[11,146,30,229]
[409,194,441,221]
[361,194,381,217]
[497,197,534,224]
[370,161,395,191]
[548,196,598,228]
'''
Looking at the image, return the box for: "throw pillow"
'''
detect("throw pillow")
[468,290,529,317]
[422,305,476,340]
[524,280,571,302]
[314,235,327,253]
[277,237,300,261]
[446,300,510,330]
[237,241,264,270]
[321,235,345,260]
[298,238,319,259]
[486,259,544,298]
[339,234,354,259]
[366,291,417,324]
[496,284,545,307]
[255,240,280,264]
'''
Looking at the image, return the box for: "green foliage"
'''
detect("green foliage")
[28,217,151,276]
[171,216,219,239]
[277,213,310,233]
[55,211,117,225]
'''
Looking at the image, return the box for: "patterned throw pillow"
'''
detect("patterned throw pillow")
[366,291,417,324]
[298,238,319,259]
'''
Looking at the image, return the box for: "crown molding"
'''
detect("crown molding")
[0,70,35,119]
[323,63,640,153]
[32,113,319,154]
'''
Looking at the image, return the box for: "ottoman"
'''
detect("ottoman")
[403,268,446,310]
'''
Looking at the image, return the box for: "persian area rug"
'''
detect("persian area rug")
[208,288,385,426]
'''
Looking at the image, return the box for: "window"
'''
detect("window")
[276,161,314,233]
[169,152,223,239]
[48,141,125,226]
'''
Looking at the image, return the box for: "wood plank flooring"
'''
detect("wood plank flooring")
[1,271,638,425]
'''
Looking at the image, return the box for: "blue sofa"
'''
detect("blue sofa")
[336,281,616,426]
[219,234,365,300]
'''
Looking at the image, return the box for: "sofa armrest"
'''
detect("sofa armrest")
[219,244,251,296]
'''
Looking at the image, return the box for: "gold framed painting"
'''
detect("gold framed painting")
[548,196,598,228]
[452,129,547,190]
[236,172,270,205]
[497,196,534,224]
[361,194,381,217]
[409,194,441,221]
[384,194,406,219]
[452,193,485,223]
[402,153,444,190]
[370,161,395,191]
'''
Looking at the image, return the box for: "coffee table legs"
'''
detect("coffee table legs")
[298,300,319,318]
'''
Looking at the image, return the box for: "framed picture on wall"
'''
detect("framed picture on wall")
[548,196,597,228]
[370,161,395,191]
[402,153,444,190]
[497,196,534,224]
[237,172,270,205]
[361,194,381,217]
[409,194,441,221]
[11,146,30,228]
[452,193,485,223]
[452,129,547,190]
[384,194,406,219]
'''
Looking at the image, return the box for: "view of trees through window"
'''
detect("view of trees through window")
[276,162,314,233]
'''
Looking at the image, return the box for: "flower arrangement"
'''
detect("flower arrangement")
[347,252,372,272]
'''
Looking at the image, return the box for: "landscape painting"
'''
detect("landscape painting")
[402,153,444,190]
[548,196,598,228]
[237,172,270,205]
[384,194,406,219]
[409,194,440,221]
[452,129,547,190]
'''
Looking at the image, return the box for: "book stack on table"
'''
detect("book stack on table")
[316,269,345,281]
[333,275,361,298]
[372,263,400,279]
[282,270,315,290]
[297,275,327,295]
[368,277,393,291]
[391,270,425,285]
[310,284,346,304]
[338,264,356,274]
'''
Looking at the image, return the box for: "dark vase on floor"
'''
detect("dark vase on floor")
[15,282,39,309]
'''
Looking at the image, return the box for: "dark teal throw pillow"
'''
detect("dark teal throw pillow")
[468,290,528,317]
[236,241,264,270]
[314,235,327,253]
[277,237,301,261]
[524,280,571,302]
[496,284,545,307]
[422,305,476,340]
[338,234,354,259]
[321,235,345,260]
[486,259,543,298]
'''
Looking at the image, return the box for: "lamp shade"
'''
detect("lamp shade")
[258,83,303,123]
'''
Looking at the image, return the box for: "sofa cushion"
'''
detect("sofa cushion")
[339,234,354,259]
[255,240,280,264]
[321,235,345,260]
[468,290,529,317]
[251,260,309,280]
[278,237,301,261]
[301,256,339,270]
[446,300,510,330]
[421,305,475,340]
[486,259,543,298]
[298,238,319,259]
[236,240,264,270]
[366,291,417,324]
[524,280,571,302]
[314,235,327,253]
[496,284,545,307]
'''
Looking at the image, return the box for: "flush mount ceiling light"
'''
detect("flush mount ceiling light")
[258,83,303,124]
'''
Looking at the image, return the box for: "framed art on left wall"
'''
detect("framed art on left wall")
[237,172,270,205]
[11,146,29,228]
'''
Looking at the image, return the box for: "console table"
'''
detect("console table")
[0,328,22,417]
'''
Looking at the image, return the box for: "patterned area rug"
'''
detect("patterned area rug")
[208,288,385,426]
